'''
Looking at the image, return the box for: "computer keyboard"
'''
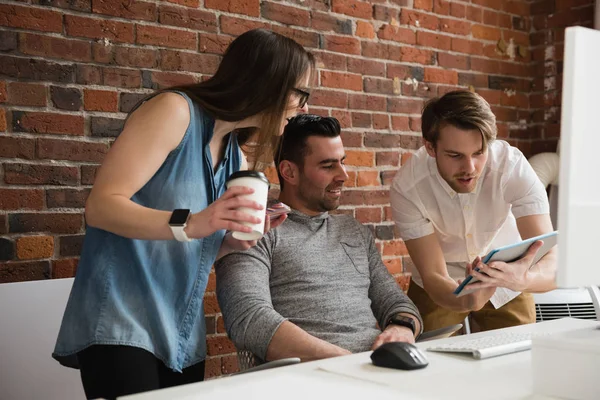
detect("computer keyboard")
[427,331,553,360]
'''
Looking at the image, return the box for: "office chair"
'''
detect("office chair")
[234,350,300,375]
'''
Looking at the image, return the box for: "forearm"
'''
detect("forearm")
[523,251,557,293]
[86,194,175,240]
[266,320,351,362]
[423,275,486,312]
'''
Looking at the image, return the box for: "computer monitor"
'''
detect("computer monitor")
[556,26,600,288]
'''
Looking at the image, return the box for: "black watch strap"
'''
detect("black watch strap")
[387,315,417,335]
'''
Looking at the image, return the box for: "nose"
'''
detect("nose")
[337,164,349,182]
[299,102,309,114]
[463,157,476,174]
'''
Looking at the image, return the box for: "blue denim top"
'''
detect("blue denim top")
[53,92,242,372]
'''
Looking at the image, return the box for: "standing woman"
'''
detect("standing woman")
[53,29,314,399]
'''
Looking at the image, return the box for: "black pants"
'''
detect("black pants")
[77,345,205,400]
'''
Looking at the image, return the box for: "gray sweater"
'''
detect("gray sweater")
[215,210,423,361]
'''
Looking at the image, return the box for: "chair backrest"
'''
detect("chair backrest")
[533,287,599,322]
[0,278,85,399]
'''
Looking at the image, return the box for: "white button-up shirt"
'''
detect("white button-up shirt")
[391,140,549,307]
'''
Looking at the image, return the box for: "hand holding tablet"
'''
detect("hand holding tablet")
[454,231,559,297]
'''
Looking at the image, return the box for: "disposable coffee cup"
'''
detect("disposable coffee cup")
[225,171,270,241]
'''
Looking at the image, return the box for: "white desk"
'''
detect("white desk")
[123,318,598,400]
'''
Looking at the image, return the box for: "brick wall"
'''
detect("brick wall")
[0,0,594,379]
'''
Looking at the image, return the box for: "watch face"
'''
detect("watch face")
[169,209,190,226]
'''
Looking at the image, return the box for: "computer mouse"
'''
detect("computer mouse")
[370,342,429,370]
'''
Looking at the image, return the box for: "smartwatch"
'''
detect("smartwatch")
[169,209,192,242]
[387,315,417,336]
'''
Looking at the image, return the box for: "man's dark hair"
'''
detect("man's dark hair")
[275,114,341,189]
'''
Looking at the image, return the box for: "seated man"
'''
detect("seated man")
[216,114,423,362]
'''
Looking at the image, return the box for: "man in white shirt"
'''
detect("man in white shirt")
[391,90,557,332]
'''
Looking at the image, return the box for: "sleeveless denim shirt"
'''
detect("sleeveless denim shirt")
[53,92,242,372]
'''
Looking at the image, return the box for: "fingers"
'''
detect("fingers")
[220,186,255,200]
[521,240,544,264]
[371,336,384,351]
[268,214,287,231]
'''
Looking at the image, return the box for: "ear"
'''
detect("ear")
[279,160,300,186]
[424,140,437,158]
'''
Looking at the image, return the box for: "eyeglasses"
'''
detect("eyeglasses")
[292,88,310,109]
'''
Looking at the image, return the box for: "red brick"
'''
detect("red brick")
[396,273,411,292]
[0,4,62,33]
[438,53,470,70]
[400,10,439,30]
[310,89,347,108]
[450,3,466,18]
[92,42,113,64]
[0,82,6,103]
[356,21,375,39]
[203,293,220,314]
[417,31,452,51]
[331,110,352,129]
[377,25,416,45]
[76,65,102,85]
[402,81,438,99]
[0,138,36,160]
[472,25,502,41]
[0,108,6,132]
[205,0,259,17]
[341,189,389,205]
[102,67,141,89]
[451,38,484,55]
[13,112,83,136]
[357,171,380,187]
[205,357,220,379]
[409,116,422,132]
[52,258,79,279]
[271,26,320,49]
[114,47,158,69]
[388,98,424,114]
[349,94,386,111]
[207,336,236,356]
[373,113,390,130]
[345,150,374,167]
[221,355,239,375]
[261,2,309,26]
[504,1,530,16]
[483,9,498,26]
[65,15,134,43]
[356,207,382,223]
[160,50,220,75]
[6,83,46,107]
[344,170,357,187]
[0,215,6,235]
[92,0,156,21]
[84,89,118,112]
[0,189,44,210]
[137,25,196,50]
[434,0,450,14]
[424,67,458,85]
[374,4,398,22]
[166,0,199,7]
[362,42,400,62]
[384,258,403,274]
[150,72,197,89]
[386,65,411,80]
[16,236,54,260]
[332,0,373,19]
[47,189,90,209]
[321,71,362,91]
[37,138,109,162]
[219,16,269,36]
[81,165,99,185]
[392,115,409,131]
[466,5,483,23]
[414,0,432,11]
[0,261,49,283]
[19,33,92,63]
[440,18,471,36]
[470,58,501,74]
[340,131,363,147]
[471,0,502,10]
[9,213,83,234]
[400,47,435,64]
[347,58,385,77]
[352,112,371,128]
[323,34,360,55]
[158,5,218,32]
[383,240,408,256]
[199,34,233,55]
[310,11,353,35]
[376,151,400,166]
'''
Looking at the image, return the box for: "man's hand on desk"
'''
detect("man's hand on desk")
[371,325,415,350]
[468,240,543,293]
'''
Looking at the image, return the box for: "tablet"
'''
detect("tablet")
[453,230,558,297]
